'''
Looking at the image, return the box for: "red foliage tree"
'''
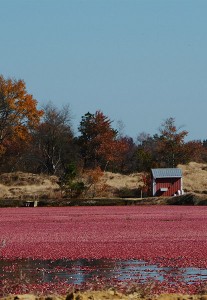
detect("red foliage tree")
[78,111,129,170]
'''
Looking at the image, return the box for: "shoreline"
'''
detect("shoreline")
[2,291,207,300]
[0,192,207,207]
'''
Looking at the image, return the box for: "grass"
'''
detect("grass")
[178,162,207,194]
[0,172,61,200]
[0,161,207,201]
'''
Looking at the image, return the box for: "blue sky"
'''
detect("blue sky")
[1,0,207,141]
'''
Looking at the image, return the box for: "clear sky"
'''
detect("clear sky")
[1,0,207,141]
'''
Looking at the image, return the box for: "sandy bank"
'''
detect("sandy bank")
[2,292,207,300]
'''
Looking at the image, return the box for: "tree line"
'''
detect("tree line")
[0,74,206,180]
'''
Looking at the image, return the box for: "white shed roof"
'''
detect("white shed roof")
[151,168,182,179]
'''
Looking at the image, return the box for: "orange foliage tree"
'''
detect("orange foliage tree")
[83,166,104,197]
[0,75,43,155]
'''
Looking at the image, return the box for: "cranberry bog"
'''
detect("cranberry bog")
[1,206,207,295]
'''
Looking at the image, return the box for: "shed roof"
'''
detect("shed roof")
[151,168,182,179]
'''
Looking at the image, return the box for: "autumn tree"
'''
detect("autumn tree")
[157,117,188,167]
[83,166,104,197]
[182,140,204,163]
[78,111,129,170]
[0,75,43,155]
[135,133,159,172]
[0,75,43,171]
[31,103,77,175]
[112,136,137,173]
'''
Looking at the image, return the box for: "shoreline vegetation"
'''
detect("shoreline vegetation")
[2,292,207,300]
[0,161,207,206]
[0,192,207,207]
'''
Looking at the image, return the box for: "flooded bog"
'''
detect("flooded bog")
[1,258,207,295]
[2,207,207,295]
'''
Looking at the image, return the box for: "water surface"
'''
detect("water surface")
[1,258,207,286]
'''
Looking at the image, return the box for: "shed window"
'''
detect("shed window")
[160,187,168,192]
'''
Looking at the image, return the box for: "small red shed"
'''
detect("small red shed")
[151,168,182,197]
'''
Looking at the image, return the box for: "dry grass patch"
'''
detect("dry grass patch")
[102,172,144,189]
[0,172,60,200]
[178,162,207,194]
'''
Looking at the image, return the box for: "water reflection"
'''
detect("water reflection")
[1,258,207,287]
